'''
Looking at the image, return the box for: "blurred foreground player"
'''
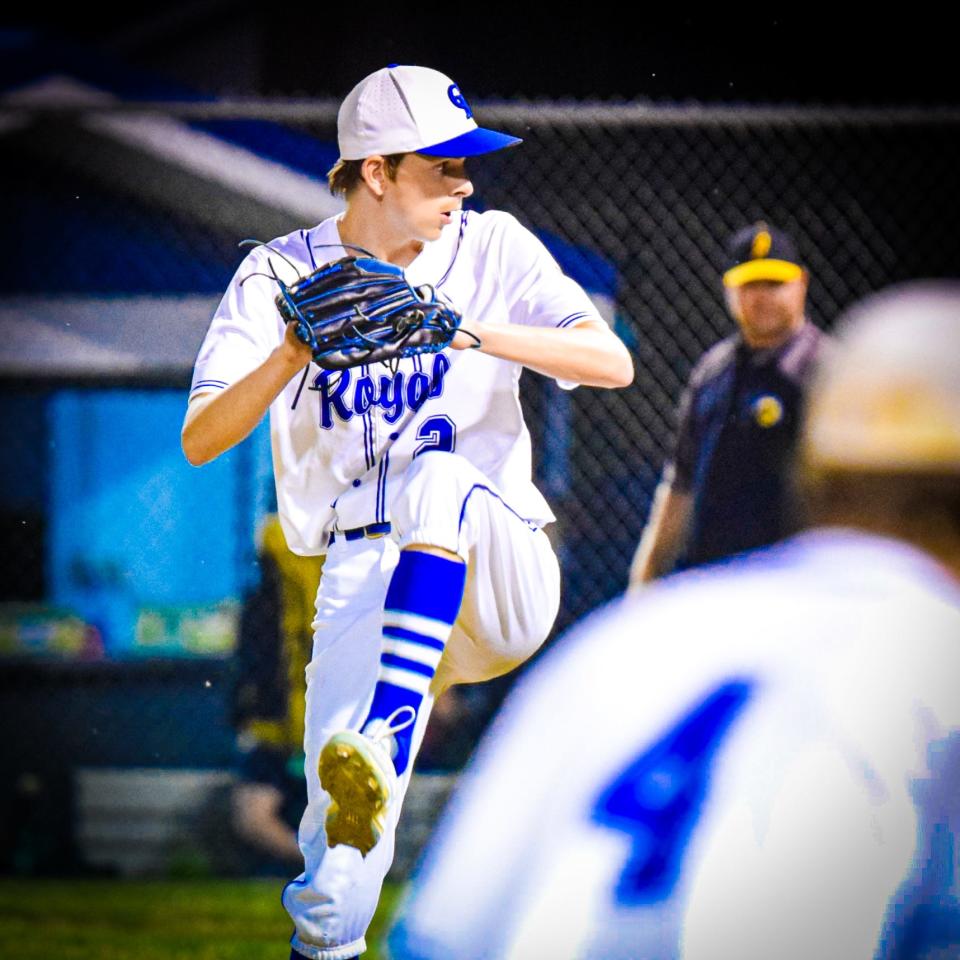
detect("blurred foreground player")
[388,282,960,960]
[629,221,829,587]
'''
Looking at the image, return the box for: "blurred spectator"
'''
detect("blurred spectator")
[0,770,78,876]
[229,514,321,875]
[629,221,830,587]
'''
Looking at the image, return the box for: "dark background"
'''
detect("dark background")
[9,6,959,104]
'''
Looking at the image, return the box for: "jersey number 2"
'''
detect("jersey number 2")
[414,415,457,458]
[591,681,752,904]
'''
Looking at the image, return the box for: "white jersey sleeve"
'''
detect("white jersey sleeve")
[488,212,605,331]
[190,248,282,398]
[480,211,607,391]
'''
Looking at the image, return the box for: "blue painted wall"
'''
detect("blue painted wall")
[46,389,272,654]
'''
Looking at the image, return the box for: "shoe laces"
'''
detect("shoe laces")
[380,704,417,738]
[363,705,416,757]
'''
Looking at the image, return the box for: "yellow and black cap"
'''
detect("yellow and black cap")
[722,221,805,288]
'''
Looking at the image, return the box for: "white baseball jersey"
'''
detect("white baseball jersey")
[387,530,960,960]
[190,210,603,554]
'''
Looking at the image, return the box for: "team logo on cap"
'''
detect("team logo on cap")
[751,229,772,260]
[447,84,473,119]
[753,393,784,428]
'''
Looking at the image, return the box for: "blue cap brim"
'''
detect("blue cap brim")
[418,127,522,157]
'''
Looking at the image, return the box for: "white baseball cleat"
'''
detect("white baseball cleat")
[319,706,415,857]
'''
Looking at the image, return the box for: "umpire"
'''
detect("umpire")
[629,221,830,587]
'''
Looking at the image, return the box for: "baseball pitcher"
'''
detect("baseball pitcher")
[182,64,633,960]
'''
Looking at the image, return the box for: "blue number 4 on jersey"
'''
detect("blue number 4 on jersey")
[591,681,753,905]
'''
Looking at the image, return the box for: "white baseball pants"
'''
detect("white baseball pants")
[284,452,560,959]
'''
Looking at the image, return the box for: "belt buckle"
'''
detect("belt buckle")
[364,526,387,540]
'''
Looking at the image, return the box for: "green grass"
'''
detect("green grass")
[0,877,403,959]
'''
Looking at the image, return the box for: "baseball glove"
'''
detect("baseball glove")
[273,254,463,370]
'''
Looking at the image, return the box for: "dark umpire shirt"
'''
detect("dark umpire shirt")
[667,321,829,570]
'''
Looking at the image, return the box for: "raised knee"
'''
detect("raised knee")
[403,451,476,491]
[393,453,482,550]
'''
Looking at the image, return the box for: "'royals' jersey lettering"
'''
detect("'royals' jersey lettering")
[310,353,451,428]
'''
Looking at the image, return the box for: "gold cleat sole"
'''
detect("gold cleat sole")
[319,731,393,857]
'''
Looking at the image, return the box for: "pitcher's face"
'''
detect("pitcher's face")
[381,154,474,243]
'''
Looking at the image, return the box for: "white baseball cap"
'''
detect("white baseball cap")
[337,64,522,161]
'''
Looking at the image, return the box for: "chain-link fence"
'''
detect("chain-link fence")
[2,95,959,876]
[462,104,960,623]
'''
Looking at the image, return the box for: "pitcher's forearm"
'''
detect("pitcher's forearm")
[182,335,310,465]
[458,320,633,388]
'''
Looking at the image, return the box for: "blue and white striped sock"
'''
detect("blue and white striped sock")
[363,550,467,776]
